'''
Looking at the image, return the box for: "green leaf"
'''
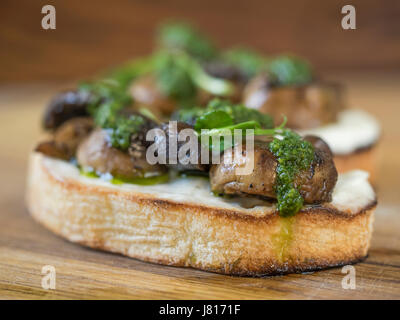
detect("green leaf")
[199,120,261,152]
[80,79,133,122]
[200,120,260,137]
[268,55,312,86]
[157,22,216,60]
[154,52,197,101]
[104,56,156,89]
[184,57,234,96]
[192,99,273,129]
[153,51,234,99]
[194,110,233,131]
[230,104,273,128]
[222,47,268,78]
[253,115,287,136]
[172,107,204,126]
[138,107,160,123]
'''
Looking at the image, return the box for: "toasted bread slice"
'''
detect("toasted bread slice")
[26,153,376,276]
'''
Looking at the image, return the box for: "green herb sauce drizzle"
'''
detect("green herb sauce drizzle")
[80,168,169,186]
[269,130,314,217]
[272,216,295,263]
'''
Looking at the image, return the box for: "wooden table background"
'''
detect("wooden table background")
[2,0,400,83]
[0,72,399,299]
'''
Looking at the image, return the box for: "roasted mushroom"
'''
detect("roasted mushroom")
[210,136,337,204]
[129,75,177,117]
[243,74,344,129]
[148,121,209,173]
[43,90,91,130]
[36,117,94,160]
[77,129,166,180]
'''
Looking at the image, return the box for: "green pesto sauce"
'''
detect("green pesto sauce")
[80,168,169,186]
[269,130,314,217]
[81,80,145,151]
[272,216,295,263]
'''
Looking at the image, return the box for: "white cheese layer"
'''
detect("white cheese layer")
[299,109,380,155]
[42,155,375,216]
[330,170,375,212]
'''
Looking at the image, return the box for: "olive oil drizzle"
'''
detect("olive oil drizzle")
[272,216,295,263]
[80,168,169,186]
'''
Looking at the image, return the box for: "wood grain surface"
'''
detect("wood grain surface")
[1,0,400,83]
[0,72,399,299]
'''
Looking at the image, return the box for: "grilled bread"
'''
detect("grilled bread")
[26,153,376,276]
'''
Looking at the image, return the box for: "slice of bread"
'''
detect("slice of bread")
[26,153,376,276]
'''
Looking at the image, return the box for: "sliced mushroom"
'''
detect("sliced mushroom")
[36,117,94,160]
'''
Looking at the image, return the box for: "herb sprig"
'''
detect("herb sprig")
[268,55,312,86]
[79,80,146,151]
[154,51,234,102]
[222,47,267,78]
[177,99,281,152]
[157,22,217,61]
[175,99,273,129]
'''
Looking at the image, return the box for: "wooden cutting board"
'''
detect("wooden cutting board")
[0,75,399,299]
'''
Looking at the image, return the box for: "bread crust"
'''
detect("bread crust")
[26,153,376,276]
